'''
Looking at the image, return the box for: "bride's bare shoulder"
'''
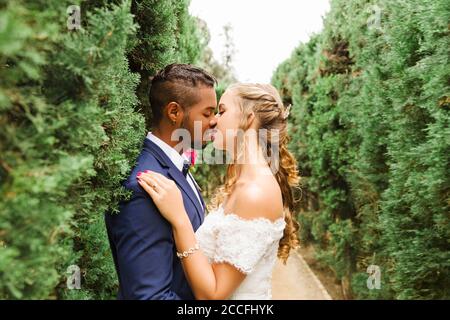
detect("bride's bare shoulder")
[231,180,283,222]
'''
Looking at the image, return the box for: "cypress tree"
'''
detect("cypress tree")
[273,0,449,299]
[0,0,203,299]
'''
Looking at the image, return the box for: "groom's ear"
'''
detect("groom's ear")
[166,102,183,124]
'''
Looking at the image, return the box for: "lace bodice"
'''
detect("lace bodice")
[195,205,286,300]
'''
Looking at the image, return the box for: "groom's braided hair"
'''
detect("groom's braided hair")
[149,63,217,124]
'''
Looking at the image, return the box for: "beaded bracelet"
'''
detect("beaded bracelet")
[176,243,200,259]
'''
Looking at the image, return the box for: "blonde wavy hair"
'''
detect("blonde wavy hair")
[210,83,301,263]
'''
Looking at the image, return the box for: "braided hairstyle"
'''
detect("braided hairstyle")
[211,83,300,263]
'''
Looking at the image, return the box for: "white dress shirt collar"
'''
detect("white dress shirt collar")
[146,132,189,172]
[146,132,203,210]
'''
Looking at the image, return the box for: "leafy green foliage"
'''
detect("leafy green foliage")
[0,0,202,299]
[273,0,449,299]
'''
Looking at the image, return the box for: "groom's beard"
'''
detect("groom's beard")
[191,138,210,150]
[194,139,210,150]
[180,116,210,150]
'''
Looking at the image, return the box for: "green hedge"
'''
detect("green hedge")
[272,0,449,299]
[0,0,202,299]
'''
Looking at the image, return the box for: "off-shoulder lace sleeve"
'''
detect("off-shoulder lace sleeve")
[213,212,285,274]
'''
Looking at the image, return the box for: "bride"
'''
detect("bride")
[137,83,300,300]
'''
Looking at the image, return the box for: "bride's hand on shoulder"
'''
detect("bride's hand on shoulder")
[137,171,188,227]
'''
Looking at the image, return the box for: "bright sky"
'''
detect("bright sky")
[189,0,330,83]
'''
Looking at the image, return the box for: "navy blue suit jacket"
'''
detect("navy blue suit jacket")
[105,138,205,300]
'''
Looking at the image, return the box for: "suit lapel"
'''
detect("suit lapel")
[189,173,206,222]
[188,173,206,222]
[144,138,204,223]
[167,167,204,223]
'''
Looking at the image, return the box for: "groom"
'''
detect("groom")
[105,64,217,299]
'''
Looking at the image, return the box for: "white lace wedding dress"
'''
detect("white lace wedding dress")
[195,205,286,300]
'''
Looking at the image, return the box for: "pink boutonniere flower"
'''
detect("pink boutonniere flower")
[183,149,197,167]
